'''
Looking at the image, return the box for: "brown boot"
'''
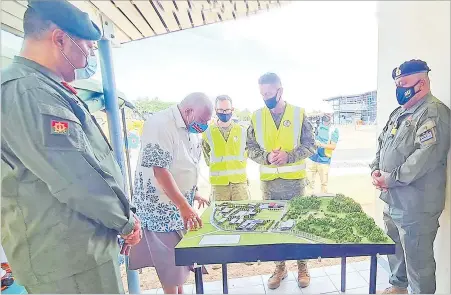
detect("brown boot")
[377,286,408,294]
[267,265,288,290]
[297,261,311,288]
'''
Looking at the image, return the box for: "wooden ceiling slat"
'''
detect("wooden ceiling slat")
[91,0,143,40]
[113,0,155,37]
[152,1,180,32]
[186,0,204,27]
[1,0,288,44]
[247,0,258,13]
[70,0,131,43]
[16,1,28,8]
[132,0,167,35]
[1,11,23,33]
[195,0,219,24]
[234,1,248,18]
[258,1,271,11]
[2,1,27,19]
[70,1,102,27]
[219,1,235,21]
[171,1,193,30]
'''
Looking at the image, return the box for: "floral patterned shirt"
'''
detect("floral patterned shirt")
[132,105,202,232]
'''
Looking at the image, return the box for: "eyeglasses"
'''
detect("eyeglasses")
[216,109,232,114]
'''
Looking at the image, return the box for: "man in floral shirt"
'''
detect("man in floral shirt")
[129,93,212,294]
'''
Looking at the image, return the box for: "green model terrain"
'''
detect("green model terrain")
[176,195,393,249]
[282,194,390,244]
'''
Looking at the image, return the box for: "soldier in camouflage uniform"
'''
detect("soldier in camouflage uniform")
[247,73,316,289]
[202,95,252,270]
[371,60,450,294]
[202,95,250,202]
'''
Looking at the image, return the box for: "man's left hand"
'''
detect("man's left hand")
[271,150,289,166]
[373,171,389,192]
[121,215,142,246]
[194,194,211,209]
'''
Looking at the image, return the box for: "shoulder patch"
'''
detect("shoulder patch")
[416,119,437,146]
[419,129,434,143]
[51,120,69,135]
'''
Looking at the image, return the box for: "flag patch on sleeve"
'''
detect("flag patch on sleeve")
[419,129,434,143]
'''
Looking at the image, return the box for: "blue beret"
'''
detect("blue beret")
[28,0,102,41]
[392,59,431,80]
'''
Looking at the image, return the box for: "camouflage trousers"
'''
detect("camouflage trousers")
[261,178,307,200]
[275,260,308,269]
[262,178,307,266]
[211,182,250,202]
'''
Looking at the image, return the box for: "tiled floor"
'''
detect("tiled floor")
[144,261,392,294]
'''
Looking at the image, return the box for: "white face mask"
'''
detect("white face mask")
[60,34,97,80]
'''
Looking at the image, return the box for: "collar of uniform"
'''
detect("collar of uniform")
[401,92,432,115]
[171,105,188,129]
[214,120,234,129]
[13,56,63,84]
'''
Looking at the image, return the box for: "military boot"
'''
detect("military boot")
[297,261,311,288]
[377,286,408,294]
[267,264,288,290]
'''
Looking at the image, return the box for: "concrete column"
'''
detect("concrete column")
[375,1,450,293]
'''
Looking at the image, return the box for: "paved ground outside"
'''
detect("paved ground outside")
[121,125,385,293]
[142,260,391,294]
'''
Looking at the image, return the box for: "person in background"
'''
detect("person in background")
[129,93,212,294]
[307,113,339,194]
[201,95,252,270]
[0,244,14,292]
[370,60,450,294]
[1,1,141,293]
[247,72,316,290]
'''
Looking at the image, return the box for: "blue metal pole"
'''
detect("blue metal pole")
[98,38,141,294]
[341,256,346,292]
[369,254,378,294]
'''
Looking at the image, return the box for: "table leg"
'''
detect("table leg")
[222,264,228,294]
[369,255,378,294]
[195,267,204,294]
[341,257,346,293]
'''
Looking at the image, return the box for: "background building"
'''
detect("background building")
[324,90,377,125]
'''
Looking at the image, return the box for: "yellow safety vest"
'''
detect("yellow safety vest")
[251,104,307,181]
[203,123,248,185]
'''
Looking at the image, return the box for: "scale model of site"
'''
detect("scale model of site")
[209,194,390,244]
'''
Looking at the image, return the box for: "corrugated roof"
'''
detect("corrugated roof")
[1,0,286,44]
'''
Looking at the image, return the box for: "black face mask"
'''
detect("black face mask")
[396,80,421,105]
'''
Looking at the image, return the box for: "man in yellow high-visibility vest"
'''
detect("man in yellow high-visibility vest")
[201,95,252,270]
[202,95,250,202]
[247,73,316,290]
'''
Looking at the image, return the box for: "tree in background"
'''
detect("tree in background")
[235,108,251,121]
[134,97,176,114]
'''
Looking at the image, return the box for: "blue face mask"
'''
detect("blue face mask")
[396,80,421,105]
[188,121,208,133]
[264,90,279,109]
[217,113,232,123]
[61,34,97,80]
